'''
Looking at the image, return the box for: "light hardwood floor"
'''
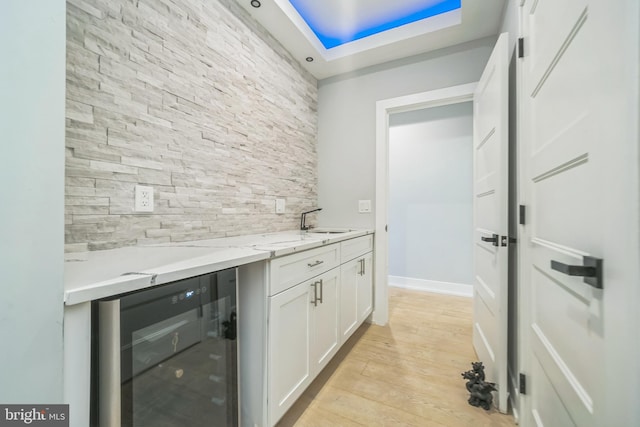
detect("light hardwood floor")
[276,287,516,427]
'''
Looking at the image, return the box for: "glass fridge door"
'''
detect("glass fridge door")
[120,270,238,427]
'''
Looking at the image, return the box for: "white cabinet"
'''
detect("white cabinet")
[269,243,340,295]
[357,251,373,322]
[268,280,312,424]
[339,236,373,344]
[309,268,340,377]
[340,234,373,263]
[339,259,359,342]
[268,248,341,425]
[256,233,374,426]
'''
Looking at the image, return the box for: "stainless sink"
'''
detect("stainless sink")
[307,228,352,234]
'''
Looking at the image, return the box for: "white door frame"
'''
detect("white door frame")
[373,82,477,326]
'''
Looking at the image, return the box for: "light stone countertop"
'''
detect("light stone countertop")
[64,228,373,305]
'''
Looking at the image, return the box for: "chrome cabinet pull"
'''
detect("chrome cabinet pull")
[318,279,323,304]
[550,256,603,289]
[307,260,324,268]
[310,282,318,306]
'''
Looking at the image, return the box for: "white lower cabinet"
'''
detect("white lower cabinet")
[357,251,373,323]
[339,260,359,342]
[339,250,373,343]
[268,267,340,425]
[310,268,340,376]
[268,280,312,425]
[260,234,374,426]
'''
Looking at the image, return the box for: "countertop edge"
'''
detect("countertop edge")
[64,250,271,306]
[64,229,373,305]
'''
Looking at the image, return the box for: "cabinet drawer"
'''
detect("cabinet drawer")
[269,244,340,296]
[340,235,373,263]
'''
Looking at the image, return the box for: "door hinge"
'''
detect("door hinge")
[518,38,525,58]
[519,205,526,225]
[519,373,527,395]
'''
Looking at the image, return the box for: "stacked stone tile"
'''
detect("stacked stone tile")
[65,0,318,251]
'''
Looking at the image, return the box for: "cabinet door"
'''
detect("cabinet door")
[310,268,340,377]
[268,282,312,424]
[357,252,373,322]
[339,259,359,344]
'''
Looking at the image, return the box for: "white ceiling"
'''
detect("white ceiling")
[233,0,507,80]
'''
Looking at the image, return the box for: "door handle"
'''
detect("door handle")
[361,258,366,275]
[550,256,603,289]
[318,279,323,304]
[481,234,499,247]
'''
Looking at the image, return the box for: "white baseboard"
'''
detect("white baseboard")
[389,275,473,298]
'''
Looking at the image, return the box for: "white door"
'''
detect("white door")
[519,0,607,425]
[472,32,509,413]
[356,252,373,322]
[268,282,312,424]
[310,268,340,376]
[339,260,358,343]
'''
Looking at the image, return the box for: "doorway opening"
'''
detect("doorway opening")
[373,82,476,325]
[387,102,474,297]
[374,77,518,416]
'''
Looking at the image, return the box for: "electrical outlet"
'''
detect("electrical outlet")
[135,185,154,212]
[275,198,286,214]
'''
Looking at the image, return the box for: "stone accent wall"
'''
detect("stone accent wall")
[65,0,318,252]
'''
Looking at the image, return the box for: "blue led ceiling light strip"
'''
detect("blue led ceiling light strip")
[289,0,461,49]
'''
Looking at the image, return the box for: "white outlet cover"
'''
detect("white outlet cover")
[358,199,372,213]
[275,198,286,214]
[135,185,154,212]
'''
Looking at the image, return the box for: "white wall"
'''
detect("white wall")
[0,0,66,402]
[388,103,473,286]
[317,37,496,229]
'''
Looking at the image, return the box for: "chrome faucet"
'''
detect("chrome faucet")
[300,208,322,231]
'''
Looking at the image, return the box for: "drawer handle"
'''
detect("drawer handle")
[307,260,324,268]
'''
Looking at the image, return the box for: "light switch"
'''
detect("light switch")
[275,198,286,214]
[358,200,372,213]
